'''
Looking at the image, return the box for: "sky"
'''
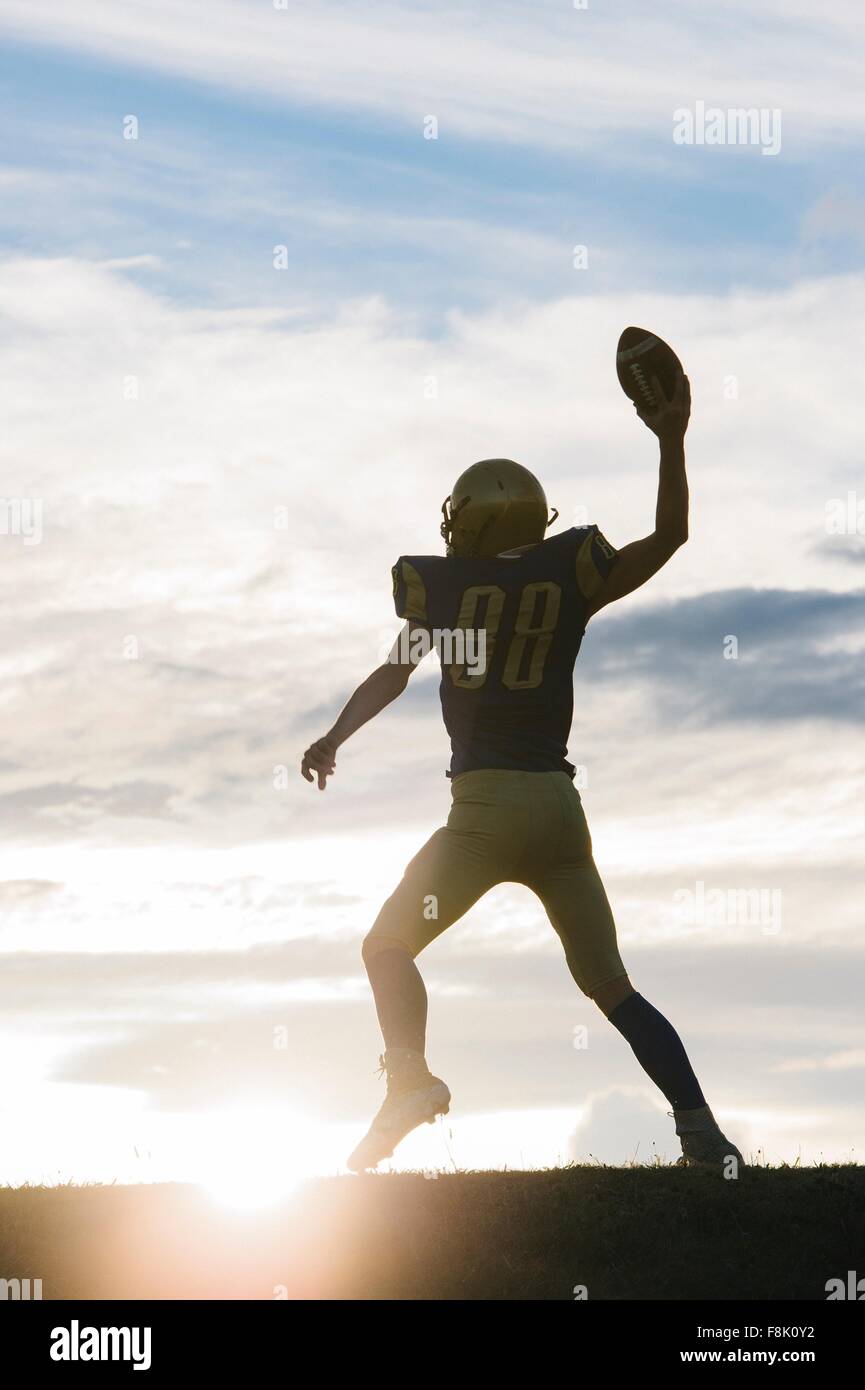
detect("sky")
[1,0,864,1196]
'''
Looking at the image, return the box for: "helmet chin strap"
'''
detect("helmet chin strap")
[546,507,559,529]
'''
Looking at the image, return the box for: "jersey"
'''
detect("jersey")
[391,525,618,778]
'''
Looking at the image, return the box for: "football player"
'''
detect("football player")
[302,367,744,1174]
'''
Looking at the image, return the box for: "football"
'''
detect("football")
[616,326,683,411]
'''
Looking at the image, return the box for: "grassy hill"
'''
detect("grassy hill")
[1,1165,862,1300]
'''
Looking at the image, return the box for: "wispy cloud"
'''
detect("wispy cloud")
[2,1,864,154]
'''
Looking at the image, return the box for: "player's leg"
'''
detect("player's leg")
[533,776,744,1170]
[362,942,427,1054]
[349,804,504,1171]
[592,977,743,1167]
[348,943,447,1173]
[592,974,706,1111]
[362,813,501,1054]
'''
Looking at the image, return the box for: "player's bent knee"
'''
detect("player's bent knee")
[592,974,635,1017]
[361,932,415,967]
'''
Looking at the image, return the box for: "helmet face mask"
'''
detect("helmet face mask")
[440,459,557,558]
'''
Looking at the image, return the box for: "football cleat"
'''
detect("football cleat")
[673,1105,745,1173]
[347,1048,451,1172]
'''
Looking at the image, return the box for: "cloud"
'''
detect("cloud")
[568,1089,669,1164]
[96,254,164,272]
[0,879,63,904]
[585,586,865,725]
[813,536,865,566]
[774,1049,865,1075]
[0,779,178,832]
[802,188,865,250]
[2,1,864,156]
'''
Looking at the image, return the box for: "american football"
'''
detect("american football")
[616,325,684,410]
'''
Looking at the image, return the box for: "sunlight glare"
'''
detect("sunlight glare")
[197,1105,323,1210]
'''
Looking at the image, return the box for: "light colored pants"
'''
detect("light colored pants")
[364,768,627,997]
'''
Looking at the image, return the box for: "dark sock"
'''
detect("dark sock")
[607,992,706,1110]
[363,947,428,1055]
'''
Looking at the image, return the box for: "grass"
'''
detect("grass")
[1,1164,862,1300]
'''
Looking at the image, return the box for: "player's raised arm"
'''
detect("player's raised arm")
[300,621,428,790]
[586,368,690,620]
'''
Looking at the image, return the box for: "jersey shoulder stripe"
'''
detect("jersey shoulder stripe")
[575,525,618,599]
[392,558,429,623]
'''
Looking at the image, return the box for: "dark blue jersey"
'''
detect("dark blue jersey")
[392,525,618,777]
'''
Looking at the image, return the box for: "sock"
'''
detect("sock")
[381,1045,433,1091]
[608,992,706,1111]
[672,1104,717,1136]
[364,947,428,1055]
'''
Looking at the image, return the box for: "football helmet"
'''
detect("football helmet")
[440,458,558,557]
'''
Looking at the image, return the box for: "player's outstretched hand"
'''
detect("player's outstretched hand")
[301,736,337,790]
[635,368,691,440]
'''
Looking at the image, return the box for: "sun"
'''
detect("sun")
[202,1164,303,1211]
[195,1105,323,1211]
